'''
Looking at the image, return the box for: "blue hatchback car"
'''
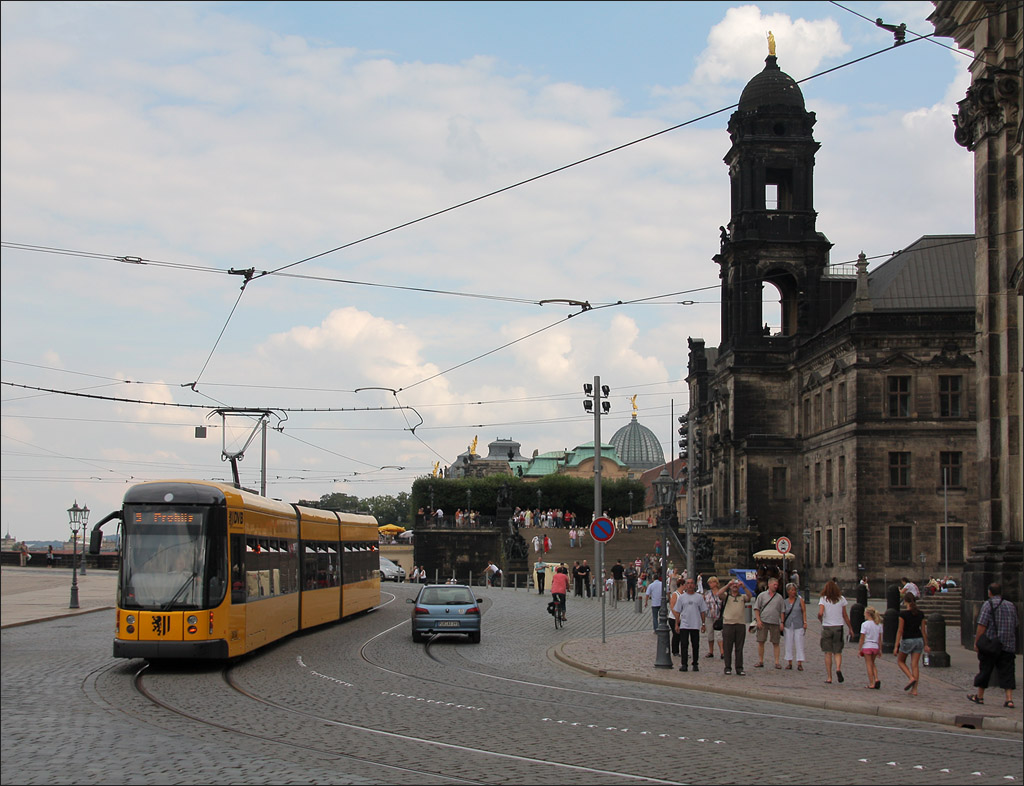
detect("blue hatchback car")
[408,584,482,643]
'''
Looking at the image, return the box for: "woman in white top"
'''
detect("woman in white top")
[817,580,853,684]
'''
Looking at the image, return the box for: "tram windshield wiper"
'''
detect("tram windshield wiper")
[161,572,198,610]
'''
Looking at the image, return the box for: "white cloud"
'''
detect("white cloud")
[694,5,850,86]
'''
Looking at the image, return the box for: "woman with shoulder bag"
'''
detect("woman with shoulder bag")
[782,581,807,670]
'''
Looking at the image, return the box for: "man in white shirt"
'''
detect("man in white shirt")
[644,573,664,633]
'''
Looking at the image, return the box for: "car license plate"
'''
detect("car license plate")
[437,621,460,627]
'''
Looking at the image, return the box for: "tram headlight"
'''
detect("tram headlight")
[187,615,198,625]
[186,614,198,635]
[126,614,136,624]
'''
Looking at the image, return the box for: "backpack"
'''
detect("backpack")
[977,599,1004,655]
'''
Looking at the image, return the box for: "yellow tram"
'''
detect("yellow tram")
[90,480,380,660]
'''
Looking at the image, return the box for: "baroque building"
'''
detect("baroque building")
[928,0,1022,644]
[685,51,979,593]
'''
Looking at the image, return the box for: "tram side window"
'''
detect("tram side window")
[231,535,245,604]
[303,543,320,591]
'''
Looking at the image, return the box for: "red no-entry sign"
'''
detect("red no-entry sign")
[590,516,615,543]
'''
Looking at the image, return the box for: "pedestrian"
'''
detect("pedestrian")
[534,559,548,594]
[532,534,541,553]
[18,542,29,567]
[644,572,664,633]
[703,576,725,660]
[817,579,853,684]
[782,581,807,670]
[668,577,684,658]
[410,565,422,583]
[858,606,883,690]
[418,566,428,584]
[899,576,921,598]
[46,544,55,568]
[754,577,784,669]
[894,592,929,696]
[673,577,708,671]
[611,559,626,601]
[572,560,582,597]
[543,534,551,554]
[579,559,592,598]
[625,562,638,601]
[719,577,752,675]
[968,582,1019,708]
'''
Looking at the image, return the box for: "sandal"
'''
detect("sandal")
[785,663,793,670]
[797,663,803,671]
[755,662,764,668]
[967,693,983,704]
[775,664,782,669]
[1004,700,1015,708]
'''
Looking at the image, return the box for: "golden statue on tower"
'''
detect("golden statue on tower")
[631,394,638,416]
[470,435,478,455]
[767,30,776,56]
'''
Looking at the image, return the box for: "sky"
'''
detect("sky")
[1,1,976,541]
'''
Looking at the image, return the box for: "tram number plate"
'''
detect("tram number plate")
[437,621,460,627]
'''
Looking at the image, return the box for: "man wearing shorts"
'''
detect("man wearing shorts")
[754,578,784,668]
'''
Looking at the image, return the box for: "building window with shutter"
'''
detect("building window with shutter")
[838,455,847,494]
[839,527,847,564]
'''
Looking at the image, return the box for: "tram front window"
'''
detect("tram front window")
[122,507,208,609]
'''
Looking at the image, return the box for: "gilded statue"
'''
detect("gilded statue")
[767,30,776,56]
[631,394,638,416]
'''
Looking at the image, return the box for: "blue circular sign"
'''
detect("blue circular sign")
[590,516,615,542]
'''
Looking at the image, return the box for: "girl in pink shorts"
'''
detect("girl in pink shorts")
[858,606,883,689]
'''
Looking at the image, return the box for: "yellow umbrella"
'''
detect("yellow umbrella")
[378,524,406,534]
[752,549,791,560]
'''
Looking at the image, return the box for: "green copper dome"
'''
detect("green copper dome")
[609,415,664,471]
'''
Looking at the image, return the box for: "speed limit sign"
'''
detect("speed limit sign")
[776,536,792,554]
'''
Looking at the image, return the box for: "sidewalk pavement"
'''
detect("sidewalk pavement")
[1,565,118,628]
[3,567,1019,733]
[553,598,1022,734]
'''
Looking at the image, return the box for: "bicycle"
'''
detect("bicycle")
[550,593,566,629]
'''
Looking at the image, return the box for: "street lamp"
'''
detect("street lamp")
[628,490,633,523]
[68,501,89,609]
[79,503,90,576]
[466,488,472,523]
[652,468,676,669]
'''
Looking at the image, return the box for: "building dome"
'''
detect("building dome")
[738,55,805,112]
[609,415,665,471]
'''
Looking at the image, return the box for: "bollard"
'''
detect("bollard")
[925,612,951,667]
[882,606,900,654]
[886,582,901,611]
[849,599,865,643]
[856,583,868,607]
[635,593,643,614]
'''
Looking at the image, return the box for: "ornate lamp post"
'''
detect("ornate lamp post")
[628,490,633,524]
[652,469,676,669]
[67,501,89,609]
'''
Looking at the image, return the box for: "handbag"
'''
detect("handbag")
[977,599,1004,655]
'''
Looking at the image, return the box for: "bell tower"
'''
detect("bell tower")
[714,50,850,351]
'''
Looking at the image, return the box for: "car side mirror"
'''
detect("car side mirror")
[477,598,483,604]
[406,598,415,603]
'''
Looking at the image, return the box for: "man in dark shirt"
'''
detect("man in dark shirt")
[611,560,626,601]
[969,582,1019,708]
[578,560,592,598]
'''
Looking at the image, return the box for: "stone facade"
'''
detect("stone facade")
[928,1,1023,644]
[686,53,980,595]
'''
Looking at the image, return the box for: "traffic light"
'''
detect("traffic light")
[677,414,688,460]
